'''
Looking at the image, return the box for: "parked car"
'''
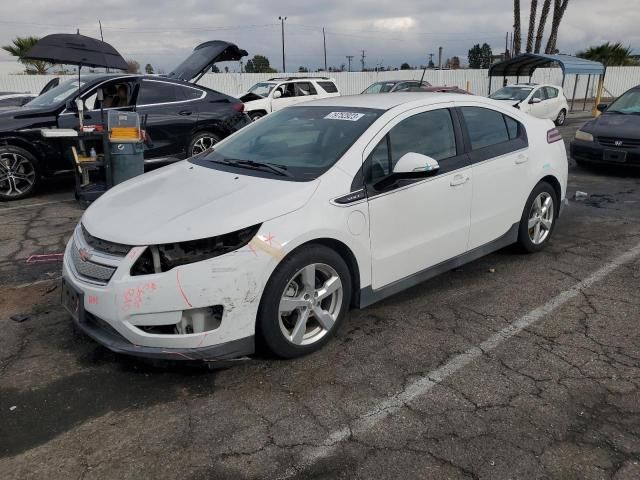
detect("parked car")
[489,83,569,126]
[240,77,340,120]
[362,80,469,95]
[61,93,567,362]
[570,85,640,167]
[0,92,37,110]
[0,40,250,200]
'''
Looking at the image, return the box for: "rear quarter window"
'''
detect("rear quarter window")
[317,81,338,93]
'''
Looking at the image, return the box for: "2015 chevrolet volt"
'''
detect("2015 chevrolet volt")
[62,93,568,361]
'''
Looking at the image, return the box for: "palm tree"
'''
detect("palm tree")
[526,0,538,53]
[513,0,522,55]
[577,42,637,67]
[1,36,53,74]
[545,0,570,54]
[534,0,552,53]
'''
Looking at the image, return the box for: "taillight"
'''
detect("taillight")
[547,128,562,143]
[232,103,244,113]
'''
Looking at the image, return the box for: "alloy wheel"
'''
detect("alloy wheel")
[278,263,343,346]
[528,192,554,245]
[557,110,566,125]
[0,152,36,198]
[191,136,217,155]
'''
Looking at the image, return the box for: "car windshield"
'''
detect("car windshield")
[26,79,86,107]
[362,82,396,94]
[490,86,533,101]
[606,90,640,114]
[191,106,383,181]
[248,82,276,98]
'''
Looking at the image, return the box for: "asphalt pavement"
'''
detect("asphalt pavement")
[1,115,639,480]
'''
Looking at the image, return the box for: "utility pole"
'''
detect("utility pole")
[346,55,354,72]
[322,27,327,71]
[360,50,366,71]
[505,31,509,59]
[438,46,443,69]
[429,53,434,67]
[278,16,287,73]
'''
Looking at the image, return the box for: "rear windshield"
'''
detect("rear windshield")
[191,106,383,181]
[490,86,533,101]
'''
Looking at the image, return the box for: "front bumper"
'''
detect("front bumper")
[62,224,277,360]
[570,140,640,167]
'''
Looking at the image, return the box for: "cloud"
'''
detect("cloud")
[372,17,416,31]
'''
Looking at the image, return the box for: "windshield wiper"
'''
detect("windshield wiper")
[215,158,292,177]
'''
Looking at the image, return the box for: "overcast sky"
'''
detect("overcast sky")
[0,0,637,72]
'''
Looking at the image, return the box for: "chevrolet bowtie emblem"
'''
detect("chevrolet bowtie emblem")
[78,248,91,262]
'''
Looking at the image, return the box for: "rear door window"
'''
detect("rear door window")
[138,81,182,105]
[295,82,317,96]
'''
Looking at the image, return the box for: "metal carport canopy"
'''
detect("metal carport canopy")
[488,53,605,78]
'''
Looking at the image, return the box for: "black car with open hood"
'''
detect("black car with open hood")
[0,40,249,201]
[571,85,640,167]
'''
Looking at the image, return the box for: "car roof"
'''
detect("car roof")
[302,92,481,111]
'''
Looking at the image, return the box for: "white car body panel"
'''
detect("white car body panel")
[62,93,567,359]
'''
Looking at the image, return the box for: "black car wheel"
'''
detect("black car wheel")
[0,145,40,201]
[249,111,266,121]
[555,109,567,126]
[188,132,220,157]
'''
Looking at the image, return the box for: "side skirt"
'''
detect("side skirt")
[359,222,520,308]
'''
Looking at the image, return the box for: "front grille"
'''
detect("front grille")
[597,137,640,149]
[70,240,117,284]
[82,224,132,257]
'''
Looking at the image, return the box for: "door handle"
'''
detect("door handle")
[179,110,192,116]
[450,174,469,187]
[515,154,529,164]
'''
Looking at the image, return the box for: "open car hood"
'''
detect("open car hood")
[167,41,248,83]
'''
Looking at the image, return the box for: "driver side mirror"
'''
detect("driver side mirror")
[272,90,282,99]
[529,97,542,104]
[597,103,608,112]
[392,152,440,177]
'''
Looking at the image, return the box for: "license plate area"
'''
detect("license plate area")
[61,279,83,322]
[603,149,627,163]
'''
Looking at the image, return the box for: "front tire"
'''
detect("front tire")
[0,145,40,201]
[516,181,558,253]
[257,245,352,358]
[188,132,220,157]
[555,109,567,126]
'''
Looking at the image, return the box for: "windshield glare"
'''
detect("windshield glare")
[26,79,85,107]
[362,82,396,94]
[490,86,533,101]
[248,82,276,98]
[607,90,640,114]
[191,106,383,180]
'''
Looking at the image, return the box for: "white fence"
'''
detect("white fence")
[3,66,640,101]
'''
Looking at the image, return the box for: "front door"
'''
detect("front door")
[364,106,472,289]
[528,87,550,118]
[271,83,299,112]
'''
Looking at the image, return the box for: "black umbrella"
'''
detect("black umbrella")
[23,33,128,70]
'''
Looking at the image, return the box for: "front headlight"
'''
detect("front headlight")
[131,224,261,276]
[575,130,594,142]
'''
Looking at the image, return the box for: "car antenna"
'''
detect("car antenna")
[419,58,428,85]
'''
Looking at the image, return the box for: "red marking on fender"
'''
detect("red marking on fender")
[176,268,192,308]
[26,253,64,264]
[88,295,99,305]
[264,233,275,246]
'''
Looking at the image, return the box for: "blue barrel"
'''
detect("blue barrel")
[109,141,144,186]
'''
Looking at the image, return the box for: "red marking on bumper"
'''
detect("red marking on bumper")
[176,268,193,308]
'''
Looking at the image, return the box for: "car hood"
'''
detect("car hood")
[0,105,58,132]
[167,40,248,83]
[82,160,320,245]
[583,112,640,139]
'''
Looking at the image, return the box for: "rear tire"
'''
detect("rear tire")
[516,181,558,253]
[257,245,352,358]
[249,111,266,121]
[188,132,220,157]
[555,109,567,126]
[0,145,40,201]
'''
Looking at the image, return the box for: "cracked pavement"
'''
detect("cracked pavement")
[1,117,639,479]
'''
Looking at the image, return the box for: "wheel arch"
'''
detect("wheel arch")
[539,175,563,214]
[0,136,44,164]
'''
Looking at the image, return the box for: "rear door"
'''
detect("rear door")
[456,104,531,249]
[136,79,202,158]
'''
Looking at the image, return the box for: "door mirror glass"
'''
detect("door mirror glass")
[392,152,439,176]
[529,97,542,104]
[597,103,608,112]
[272,89,282,99]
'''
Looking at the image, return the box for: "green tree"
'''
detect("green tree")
[468,43,493,69]
[145,63,154,74]
[210,64,220,73]
[545,0,570,54]
[400,62,411,70]
[126,59,140,74]
[2,36,53,74]
[450,56,461,70]
[298,66,309,72]
[244,55,277,73]
[577,42,637,67]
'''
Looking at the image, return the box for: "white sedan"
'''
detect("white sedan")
[490,83,569,126]
[61,93,568,361]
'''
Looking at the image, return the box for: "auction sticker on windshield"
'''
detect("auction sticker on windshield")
[324,112,365,121]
